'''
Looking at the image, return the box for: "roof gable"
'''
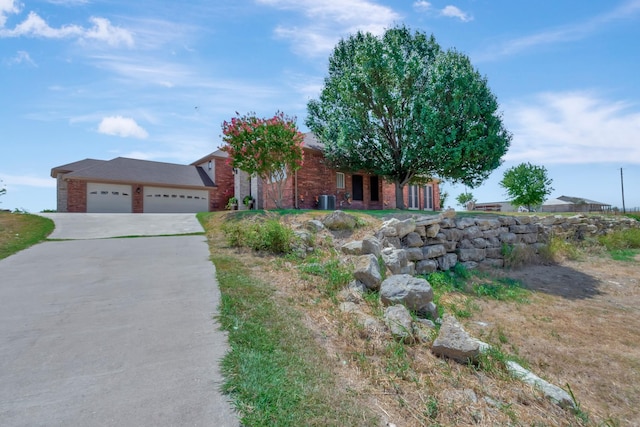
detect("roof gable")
[51,158,106,178]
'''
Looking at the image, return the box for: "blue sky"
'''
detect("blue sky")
[1,0,639,212]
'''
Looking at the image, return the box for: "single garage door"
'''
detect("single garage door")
[87,183,133,213]
[143,187,209,213]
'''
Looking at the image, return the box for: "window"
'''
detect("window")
[370,176,379,201]
[424,185,433,210]
[336,172,345,189]
[352,175,363,201]
[408,185,419,209]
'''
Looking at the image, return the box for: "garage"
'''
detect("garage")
[143,186,209,213]
[87,183,132,213]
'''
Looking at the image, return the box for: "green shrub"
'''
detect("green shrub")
[539,235,581,262]
[598,228,640,250]
[222,217,297,254]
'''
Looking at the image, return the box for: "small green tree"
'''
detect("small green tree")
[221,111,304,209]
[0,179,6,201]
[456,192,475,210]
[499,162,553,212]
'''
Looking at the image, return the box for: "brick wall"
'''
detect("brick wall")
[213,157,234,210]
[132,185,143,213]
[66,179,87,212]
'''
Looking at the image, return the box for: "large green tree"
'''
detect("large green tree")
[499,162,554,211]
[306,26,511,209]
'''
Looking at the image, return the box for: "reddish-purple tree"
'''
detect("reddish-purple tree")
[221,112,304,209]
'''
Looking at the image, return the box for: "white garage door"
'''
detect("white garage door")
[87,183,132,213]
[143,187,209,213]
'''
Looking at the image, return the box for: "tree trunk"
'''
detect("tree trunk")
[395,181,406,209]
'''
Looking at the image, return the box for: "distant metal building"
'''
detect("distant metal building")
[541,196,611,213]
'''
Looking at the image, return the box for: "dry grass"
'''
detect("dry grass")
[206,210,640,425]
[207,211,635,426]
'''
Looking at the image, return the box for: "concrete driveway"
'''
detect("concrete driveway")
[0,214,238,426]
[39,213,206,240]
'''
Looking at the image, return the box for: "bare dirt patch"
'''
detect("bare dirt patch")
[467,256,640,425]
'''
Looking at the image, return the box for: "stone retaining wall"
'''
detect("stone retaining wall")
[342,212,639,274]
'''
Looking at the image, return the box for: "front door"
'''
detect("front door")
[352,175,363,201]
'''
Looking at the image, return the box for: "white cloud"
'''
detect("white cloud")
[0,0,19,27]
[0,10,134,47]
[98,116,149,139]
[82,17,134,47]
[413,1,431,12]
[441,5,473,22]
[4,50,36,66]
[504,91,640,164]
[477,0,640,61]
[256,0,401,57]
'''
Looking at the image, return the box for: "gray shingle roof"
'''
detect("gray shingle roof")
[303,132,324,151]
[61,157,214,187]
[50,158,106,178]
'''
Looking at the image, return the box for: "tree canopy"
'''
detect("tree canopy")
[306,26,511,209]
[499,162,554,211]
[221,111,304,209]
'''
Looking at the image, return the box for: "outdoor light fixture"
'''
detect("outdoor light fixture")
[208,160,212,170]
[136,187,141,194]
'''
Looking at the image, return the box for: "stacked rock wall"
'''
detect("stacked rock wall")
[342,213,639,274]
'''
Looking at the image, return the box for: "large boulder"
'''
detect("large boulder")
[438,253,458,271]
[403,231,423,248]
[341,240,363,255]
[381,248,408,275]
[322,210,357,230]
[362,236,382,257]
[379,217,416,239]
[353,254,382,290]
[383,304,414,342]
[431,314,481,363]
[379,274,434,315]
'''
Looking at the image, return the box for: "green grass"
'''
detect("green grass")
[0,212,54,259]
[298,257,352,299]
[212,253,377,426]
[424,265,531,320]
[598,228,640,262]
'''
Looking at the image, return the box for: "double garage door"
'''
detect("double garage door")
[86,183,208,213]
[143,186,208,213]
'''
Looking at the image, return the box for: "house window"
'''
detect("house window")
[408,185,419,209]
[352,175,363,201]
[336,172,345,189]
[424,185,433,210]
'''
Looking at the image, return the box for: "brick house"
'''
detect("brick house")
[52,133,440,213]
[233,133,441,212]
[51,151,232,213]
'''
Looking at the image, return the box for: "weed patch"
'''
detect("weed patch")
[221,216,297,254]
